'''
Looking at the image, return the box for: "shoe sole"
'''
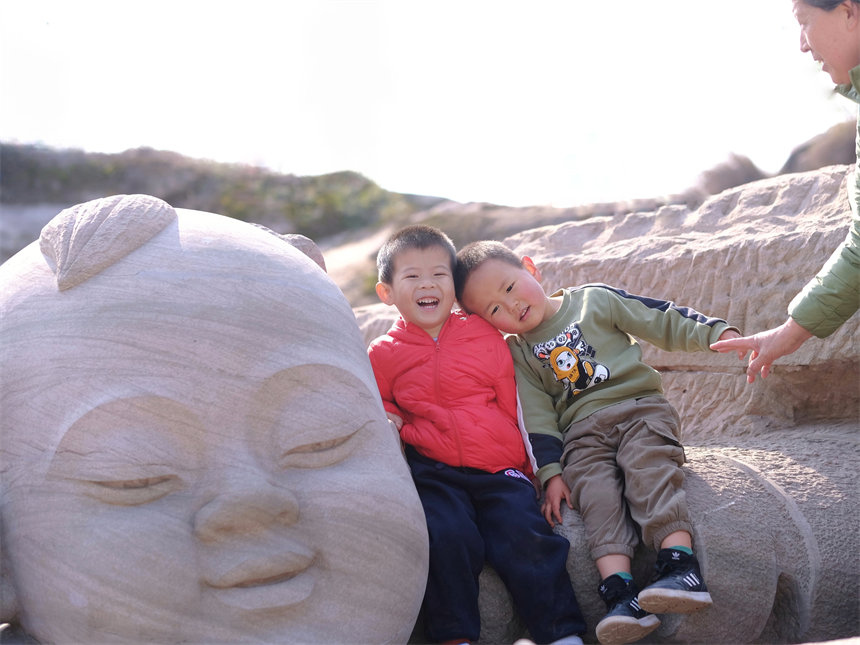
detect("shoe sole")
[595,614,660,645]
[637,588,713,614]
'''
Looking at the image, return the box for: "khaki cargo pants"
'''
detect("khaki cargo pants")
[561,395,693,560]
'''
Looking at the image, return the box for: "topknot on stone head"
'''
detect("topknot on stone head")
[39,194,177,291]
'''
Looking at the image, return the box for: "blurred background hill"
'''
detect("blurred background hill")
[1,121,854,307]
[0,143,442,239]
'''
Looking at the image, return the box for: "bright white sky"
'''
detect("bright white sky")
[0,0,854,207]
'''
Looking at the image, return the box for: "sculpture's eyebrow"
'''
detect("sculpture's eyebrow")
[252,364,379,459]
[49,395,205,477]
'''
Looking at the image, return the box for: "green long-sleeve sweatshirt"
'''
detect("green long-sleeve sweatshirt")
[788,63,860,337]
[507,284,737,486]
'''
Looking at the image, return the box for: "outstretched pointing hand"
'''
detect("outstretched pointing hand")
[710,318,813,383]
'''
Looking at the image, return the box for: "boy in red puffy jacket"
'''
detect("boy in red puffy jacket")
[367,225,586,645]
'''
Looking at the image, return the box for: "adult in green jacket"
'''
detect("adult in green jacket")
[712,0,860,380]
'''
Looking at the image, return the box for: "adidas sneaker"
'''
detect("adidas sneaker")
[595,574,660,645]
[637,548,713,614]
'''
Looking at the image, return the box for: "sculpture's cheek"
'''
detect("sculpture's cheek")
[4,486,202,643]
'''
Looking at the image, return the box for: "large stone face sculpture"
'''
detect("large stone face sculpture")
[0,195,429,644]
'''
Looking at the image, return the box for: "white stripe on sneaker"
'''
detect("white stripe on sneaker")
[682,573,701,588]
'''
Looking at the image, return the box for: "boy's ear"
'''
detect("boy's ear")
[843,0,859,24]
[375,281,394,305]
[521,256,542,282]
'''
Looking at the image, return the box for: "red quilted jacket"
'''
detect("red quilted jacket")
[368,310,533,474]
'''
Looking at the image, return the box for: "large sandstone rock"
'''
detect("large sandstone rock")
[0,195,429,644]
[353,166,859,644]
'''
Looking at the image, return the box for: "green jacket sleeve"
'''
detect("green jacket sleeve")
[789,103,860,338]
[605,288,737,352]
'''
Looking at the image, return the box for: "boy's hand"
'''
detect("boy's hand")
[718,328,741,342]
[711,328,744,357]
[709,328,747,362]
[386,413,403,431]
[384,413,406,455]
[541,474,573,527]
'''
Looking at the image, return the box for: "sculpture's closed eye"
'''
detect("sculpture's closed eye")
[84,474,183,506]
[93,474,177,490]
[280,428,361,469]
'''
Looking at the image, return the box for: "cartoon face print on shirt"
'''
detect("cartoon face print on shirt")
[532,323,609,397]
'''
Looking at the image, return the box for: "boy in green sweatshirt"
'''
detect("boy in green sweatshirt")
[455,241,741,645]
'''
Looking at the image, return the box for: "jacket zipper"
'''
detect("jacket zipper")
[434,334,465,467]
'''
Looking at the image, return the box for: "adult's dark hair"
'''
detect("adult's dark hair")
[376,224,456,284]
[802,0,859,8]
[454,240,522,303]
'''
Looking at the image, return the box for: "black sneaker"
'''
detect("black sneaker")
[595,574,660,645]
[637,548,713,614]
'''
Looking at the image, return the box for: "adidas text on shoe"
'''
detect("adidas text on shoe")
[637,549,713,614]
[595,575,660,645]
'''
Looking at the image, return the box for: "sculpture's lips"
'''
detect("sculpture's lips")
[206,549,317,611]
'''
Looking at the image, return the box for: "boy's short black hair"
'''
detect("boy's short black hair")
[377,224,456,284]
[454,240,522,302]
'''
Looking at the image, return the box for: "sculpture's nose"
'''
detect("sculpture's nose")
[192,479,300,543]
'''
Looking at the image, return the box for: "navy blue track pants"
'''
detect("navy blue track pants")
[407,448,587,644]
